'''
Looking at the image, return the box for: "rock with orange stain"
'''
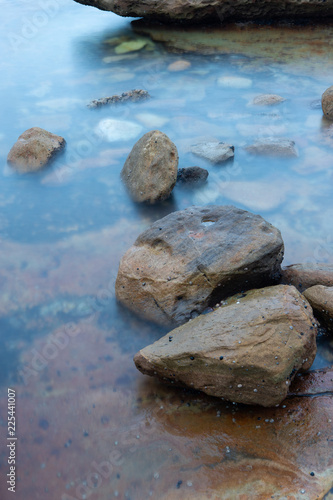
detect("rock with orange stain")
[116,205,284,326]
[134,285,317,406]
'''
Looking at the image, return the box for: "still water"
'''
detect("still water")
[0,1,333,499]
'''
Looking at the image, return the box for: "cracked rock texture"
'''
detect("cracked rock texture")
[73,0,333,24]
[115,205,284,326]
[134,285,317,406]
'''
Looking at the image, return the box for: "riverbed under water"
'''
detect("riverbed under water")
[0,1,333,499]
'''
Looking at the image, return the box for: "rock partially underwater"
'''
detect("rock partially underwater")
[115,205,284,327]
[303,285,333,332]
[134,285,317,406]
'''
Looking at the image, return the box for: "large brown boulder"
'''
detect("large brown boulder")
[7,127,66,173]
[115,205,284,327]
[134,285,317,407]
[121,130,178,204]
[281,263,333,292]
[303,285,333,332]
[73,0,333,24]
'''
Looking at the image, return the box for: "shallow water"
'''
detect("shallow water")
[0,1,333,499]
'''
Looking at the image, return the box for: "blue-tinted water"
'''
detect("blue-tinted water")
[0,2,332,498]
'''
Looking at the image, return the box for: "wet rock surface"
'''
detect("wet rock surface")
[303,285,333,332]
[134,285,317,406]
[281,263,333,292]
[121,130,178,203]
[7,127,66,173]
[322,85,333,120]
[73,0,333,24]
[190,141,234,164]
[115,205,284,326]
[245,137,298,157]
[177,166,208,185]
[88,89,150,108]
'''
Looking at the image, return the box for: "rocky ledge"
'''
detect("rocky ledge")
[73,0,333,24]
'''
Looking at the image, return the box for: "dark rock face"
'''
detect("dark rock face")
[134,285,317,407]
[115,205,284,327]
[177,167,208,185]
[7,127,66,173]
[73,0,333,24]
[281,263,333,292]
[121,130,178,204]
[303,285,333,332]
[322,85,333,120]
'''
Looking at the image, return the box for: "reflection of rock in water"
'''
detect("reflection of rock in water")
[10,318,333,500]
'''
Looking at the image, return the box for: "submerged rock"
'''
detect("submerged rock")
[217,76,252,88]
[115,38,149,54]
[73,0,333,24]
[322,85,333,120]
[134,285,317,407]
[251,94,286,106]
[177,166,208,185]
[281,263,333,292]
[191,141,234,164]
[121,130,178,203]
[88,89,150,109]
[115,205,284,326]
[245,137,298,157]
[303,285,333,332]
[7,127,66,173]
